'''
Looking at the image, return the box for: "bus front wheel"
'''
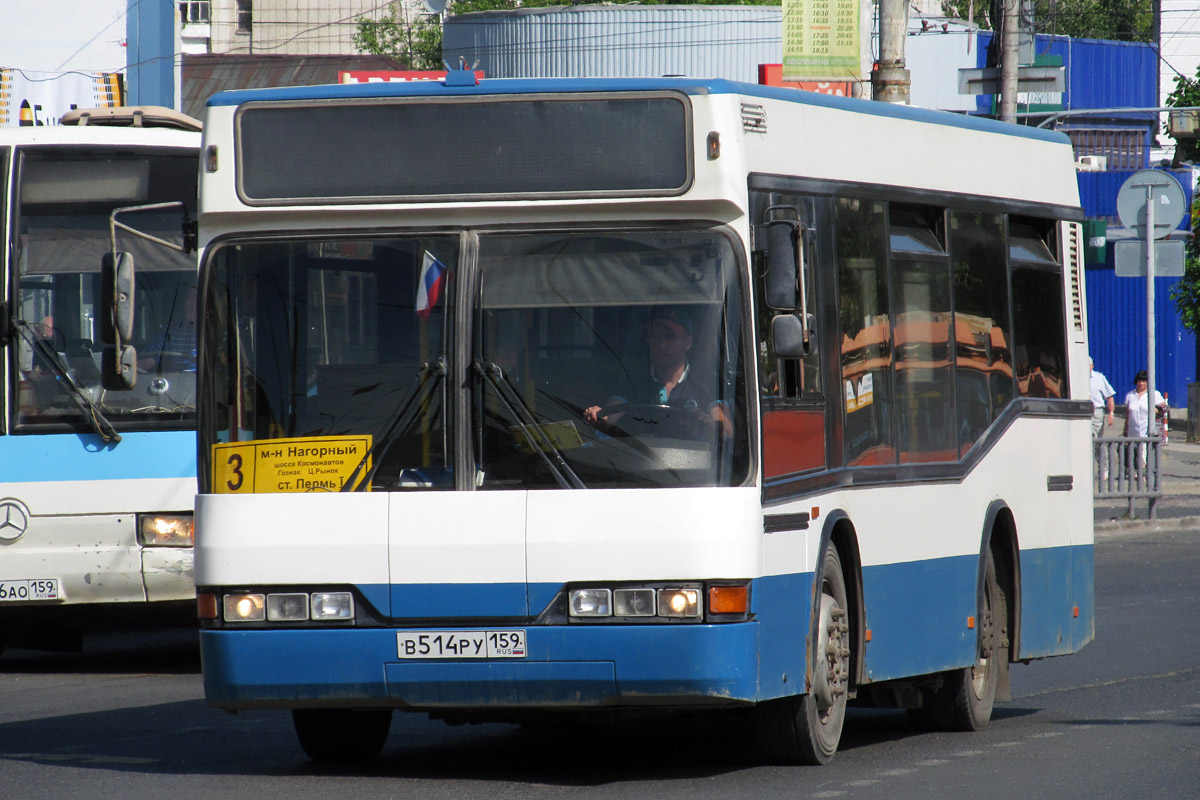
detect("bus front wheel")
[756,543,851,765]
[292,708,393,762]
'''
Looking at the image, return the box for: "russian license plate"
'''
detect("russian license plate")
[0,579,60,602]
[396,629,526,659]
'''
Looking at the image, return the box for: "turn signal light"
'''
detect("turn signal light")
[709,585,749,614]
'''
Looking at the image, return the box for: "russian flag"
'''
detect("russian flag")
[415,251,448,319]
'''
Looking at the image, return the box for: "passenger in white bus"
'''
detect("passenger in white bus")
[583,307,730,438]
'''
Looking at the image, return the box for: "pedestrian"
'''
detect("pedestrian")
[1090,360,1115,481]
[1123,369,1167,485]
[1123,370,1166,439]
[1089,360,1115,436]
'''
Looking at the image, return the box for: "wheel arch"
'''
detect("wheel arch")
[812,510,865,696]
[979,500,1021,678]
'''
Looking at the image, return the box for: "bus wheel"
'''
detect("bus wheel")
[292,708,393,762]
[756,544,851,765]
[909,549,1002,732]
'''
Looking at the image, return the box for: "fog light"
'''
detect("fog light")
[613,588,656,617]
[657,588,701,618]
[311,591,354,620]
[569,588,612,617]
[223,593,265,622]
[138,514,194,546]
[267,593,310,621]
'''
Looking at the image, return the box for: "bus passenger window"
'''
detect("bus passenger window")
[837,198,893,467]
[752,192,826,479]
[1009,221,1067,400]
[949,211,1011,456]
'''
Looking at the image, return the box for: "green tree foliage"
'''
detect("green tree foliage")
[1167,64,1200,334]
[352,2,442,69]
[1029,0,1152,41]
[939,0,1152,42]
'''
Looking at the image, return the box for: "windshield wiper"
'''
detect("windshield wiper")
[341,357,446,492]
[12,320,120,443]
[475,360,587,490]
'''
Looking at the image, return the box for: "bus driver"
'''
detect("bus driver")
[584,307,731,438]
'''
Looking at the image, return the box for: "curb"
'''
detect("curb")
[1094,514,1200,535]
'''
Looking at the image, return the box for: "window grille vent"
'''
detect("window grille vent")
[741,103,767,134]
[1066,221,1084,332]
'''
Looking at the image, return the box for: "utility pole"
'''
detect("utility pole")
[873,0,910,104]
[998,0,1019,122]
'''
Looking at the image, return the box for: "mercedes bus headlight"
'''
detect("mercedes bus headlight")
[138,513,194,546]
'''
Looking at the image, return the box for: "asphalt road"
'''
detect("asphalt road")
[0,525,1197,800]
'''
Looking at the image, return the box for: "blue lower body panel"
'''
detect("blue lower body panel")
[200,622,762,710]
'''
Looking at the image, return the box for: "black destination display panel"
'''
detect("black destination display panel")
[236,93,692,203]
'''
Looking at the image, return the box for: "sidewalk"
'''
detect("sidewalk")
[1094,417,1200,533]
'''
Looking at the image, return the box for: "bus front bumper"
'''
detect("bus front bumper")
[199,622,763,710]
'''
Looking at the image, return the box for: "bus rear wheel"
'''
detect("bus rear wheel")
[756,544,851,765]
[909,549,1003,732]
[292,708,393,762]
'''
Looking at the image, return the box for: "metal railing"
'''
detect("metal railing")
[1095,436,1163,518]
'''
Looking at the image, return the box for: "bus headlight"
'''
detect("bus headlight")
[569,588,612,617]
[613,588,656,616]
[657,588,701,618]
[311,591,354,620]
[223,593,266,622]
[138,514,194,546]
[267,593,310,621]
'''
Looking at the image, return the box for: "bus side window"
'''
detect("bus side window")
[754,193,825,478]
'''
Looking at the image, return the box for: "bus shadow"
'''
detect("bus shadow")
[0,700,967,784]
[0,625,201,676]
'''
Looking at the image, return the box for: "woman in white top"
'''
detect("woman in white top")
[1124,370,1167,438]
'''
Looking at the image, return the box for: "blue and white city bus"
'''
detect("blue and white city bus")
[0,107,200,653]
[193,75,1093,764]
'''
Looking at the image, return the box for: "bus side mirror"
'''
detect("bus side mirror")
[772,313,816,359]
[765,219,798,310]
[101,252,136,344]
[100,251,138,390]
[101,346,138,390]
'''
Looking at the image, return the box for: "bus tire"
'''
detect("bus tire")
[292,708,393,762]
[909,549,1002,732]
[756,543,851,765]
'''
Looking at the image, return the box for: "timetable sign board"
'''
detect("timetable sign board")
[781,0,870,82]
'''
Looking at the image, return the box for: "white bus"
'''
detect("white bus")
[193,75,1093,764]
[0,107,200,653]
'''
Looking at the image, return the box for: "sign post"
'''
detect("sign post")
[1116,170,1187,435]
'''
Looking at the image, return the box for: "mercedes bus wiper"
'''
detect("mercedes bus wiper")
[12,319,120,443]
[341,357,446,492]
[474,360,587,490]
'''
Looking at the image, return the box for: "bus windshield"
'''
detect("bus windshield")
[202,228,749,490]
[476,230,748,489]
[14,150,198,432]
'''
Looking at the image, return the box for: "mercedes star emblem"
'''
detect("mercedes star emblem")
[0,498,30,543]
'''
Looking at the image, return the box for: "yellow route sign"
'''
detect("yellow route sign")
[212,435,372,494]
